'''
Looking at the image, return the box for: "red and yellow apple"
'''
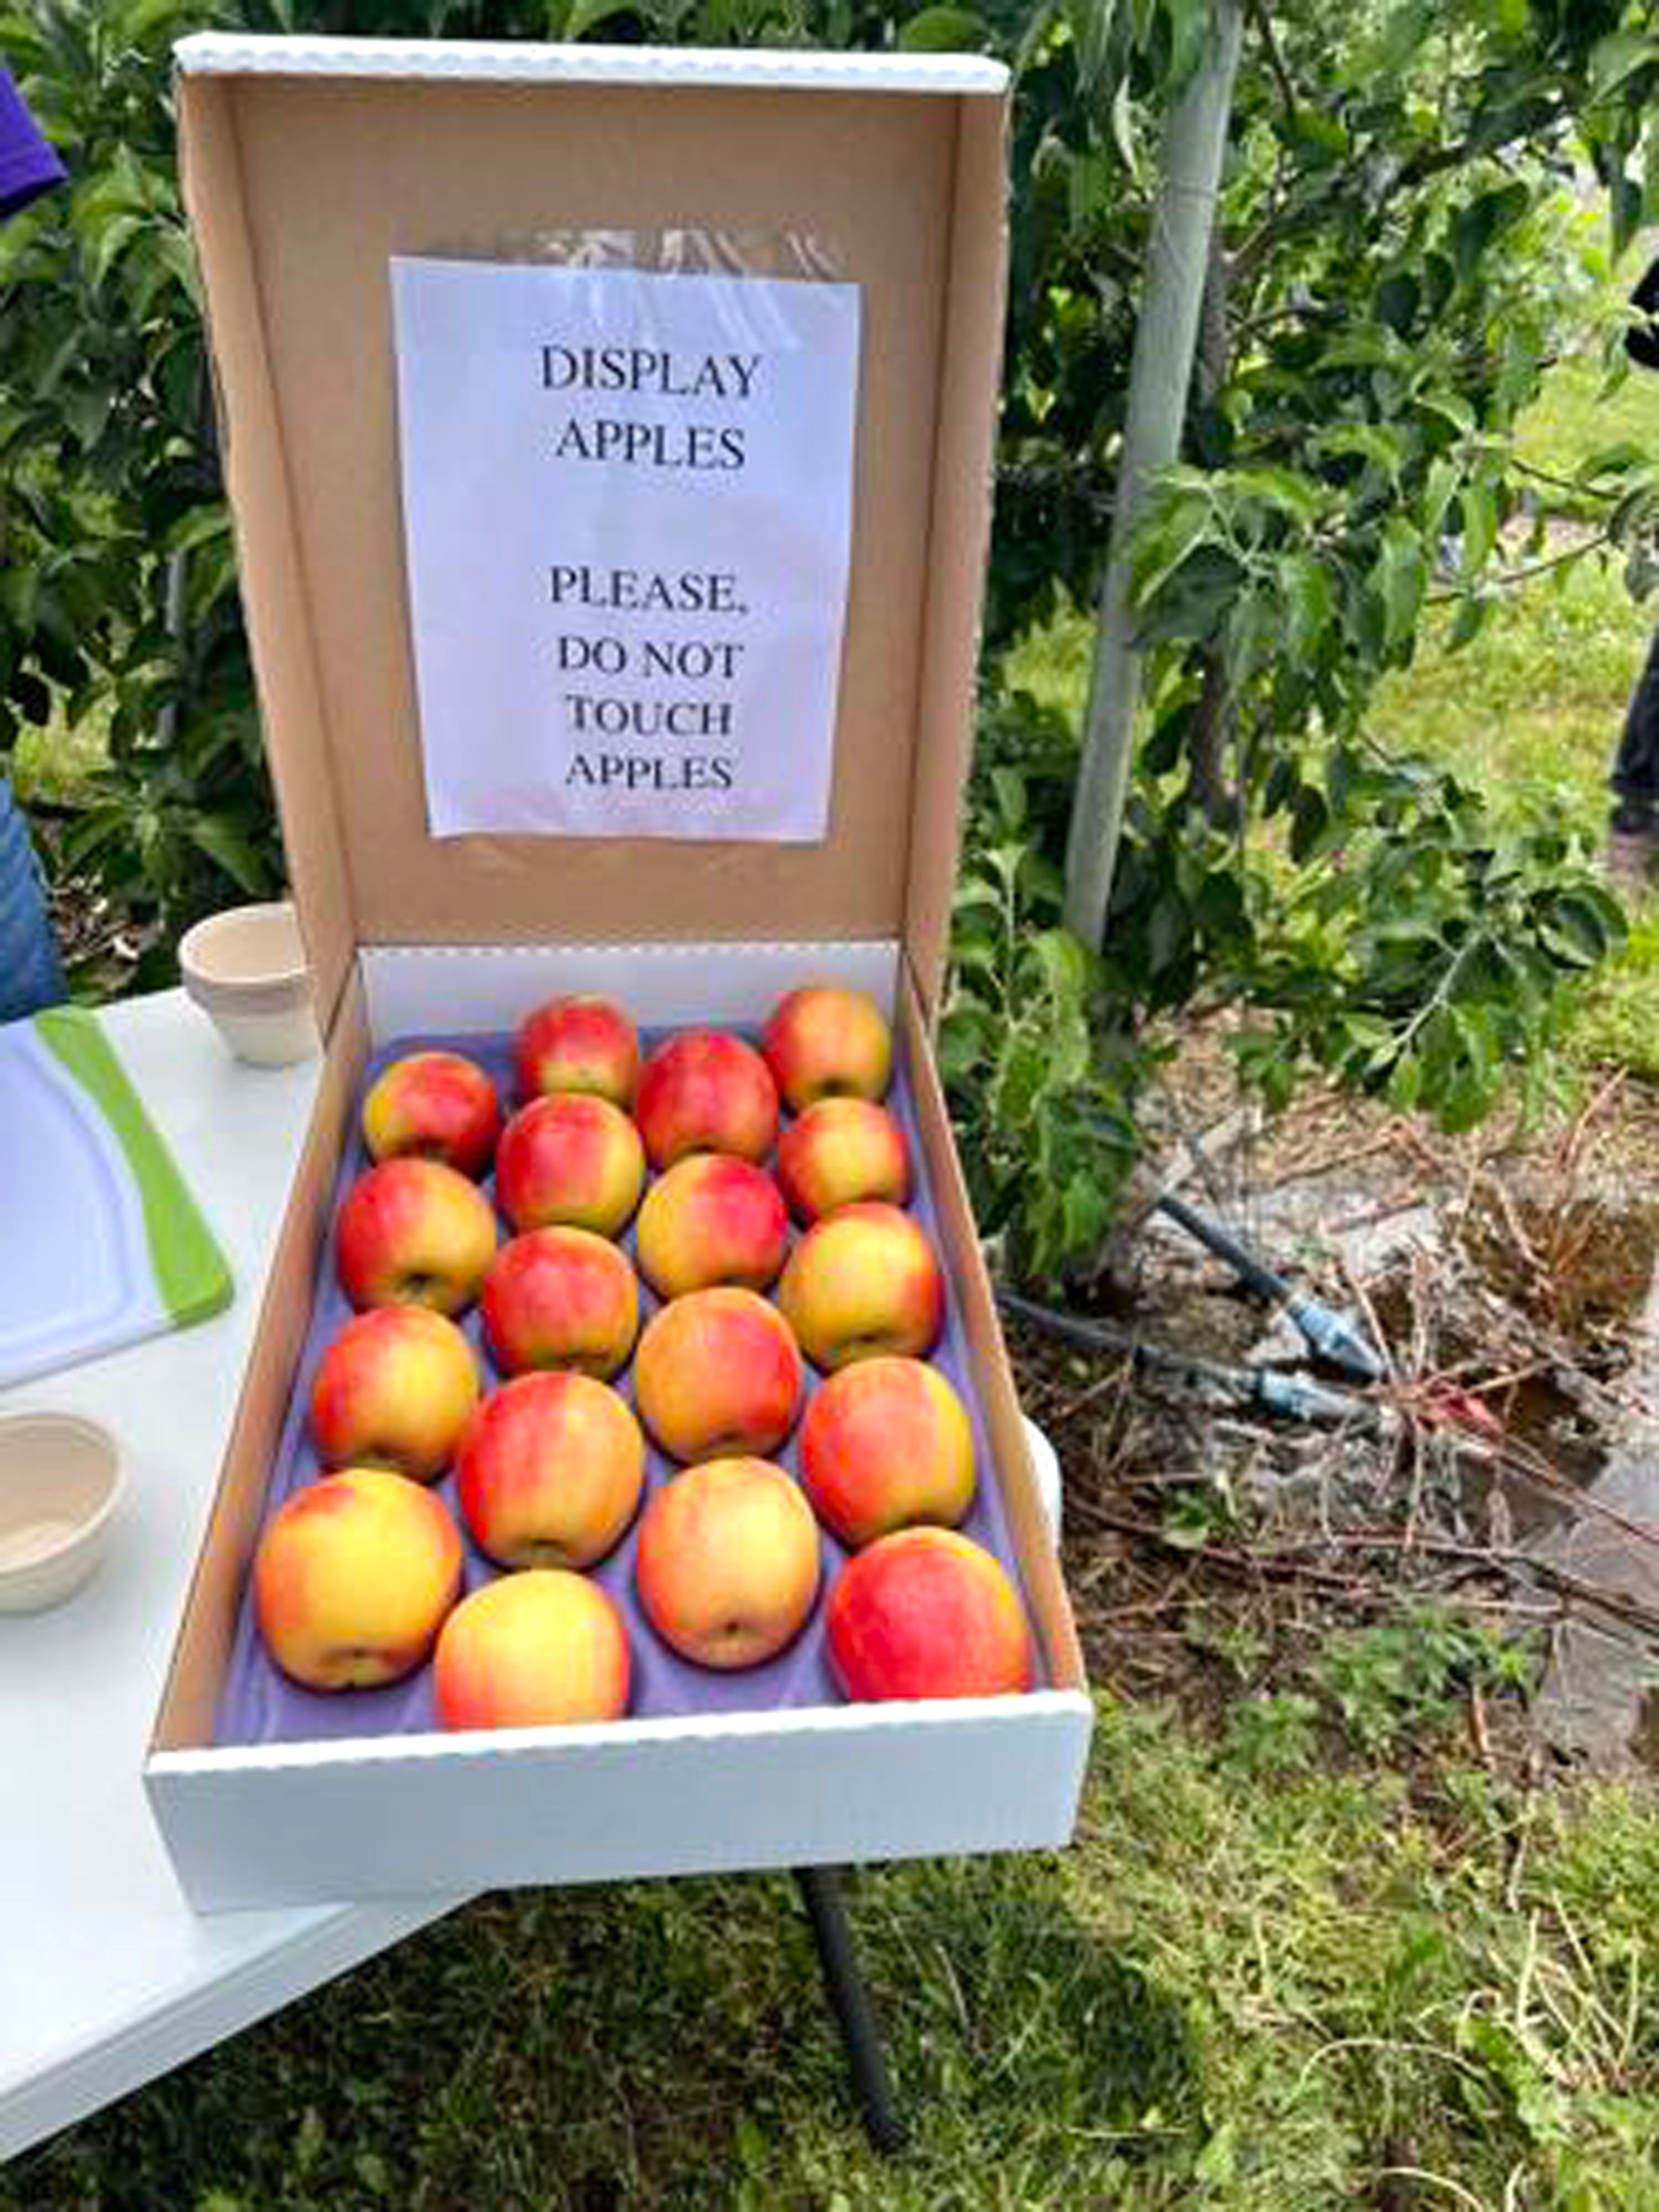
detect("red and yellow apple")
[632,1286,803,1461]
[494,1092,645,1238]
[634,1154,788,1300]
[481,1226,639,1380]
[360,1049,501,1179]
[334,1156,498,1315]
[776,1201,944,1370]
[633,1030,779,1171]
[253,1468,463,1691]
[826,1528,1033,1702]
[456,1370,645,1569]
[308,1306,480,1483]
[763,985,893,1112]
[775,1097,911,1223]
[515,992,639,1108]
[435,1569,631,1730]
[799,1356,976,1547]
[635,1457,821,1669]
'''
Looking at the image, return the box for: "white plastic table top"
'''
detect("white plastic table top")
[0,991,453,2163]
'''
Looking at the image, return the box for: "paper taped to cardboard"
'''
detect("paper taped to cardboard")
[393,259,859,843]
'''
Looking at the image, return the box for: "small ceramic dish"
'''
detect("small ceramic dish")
[1021,1415,1062,1542]
[178,900,318,1066]
[0,1414,124,1614]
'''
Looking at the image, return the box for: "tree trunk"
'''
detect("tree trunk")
[1186,226,1241,830]
[1064,6,1246,949]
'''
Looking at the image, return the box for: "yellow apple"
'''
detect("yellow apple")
[635,1457,821,1668]
[776,1201,944,1370]
[253,1468,463,1691]
[634,1153,788,1300]
[435,1569,631,1728]
[763,985,893,1111]
[308,1306,480,1482]
[632,1286,803,1461]
[775,1096,911,1223]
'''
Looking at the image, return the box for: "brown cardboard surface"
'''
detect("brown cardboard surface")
[151,981,368,1752]
[904,93,1007,1020]
[176,64,1005,1018]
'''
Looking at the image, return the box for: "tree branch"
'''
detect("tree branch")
[1426,530,1614,603]
[1245,0,1299,128]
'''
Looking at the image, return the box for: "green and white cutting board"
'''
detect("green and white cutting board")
[0,1008,232,1388]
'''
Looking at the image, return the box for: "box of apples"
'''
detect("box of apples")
[146,39,1092,1909]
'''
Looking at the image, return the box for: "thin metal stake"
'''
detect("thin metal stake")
[796,1865,906,2154]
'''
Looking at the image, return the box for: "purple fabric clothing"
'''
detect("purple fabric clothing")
[0,67,65,221]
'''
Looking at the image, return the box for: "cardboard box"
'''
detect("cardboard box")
[145,32,1092,1913]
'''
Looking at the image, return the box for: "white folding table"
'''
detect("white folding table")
[0,987,1062,2162]
[0,991,455,2162]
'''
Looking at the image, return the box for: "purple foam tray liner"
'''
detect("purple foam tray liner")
[213,1024,1048,1749]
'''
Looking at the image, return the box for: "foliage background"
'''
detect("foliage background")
[3,0,1659,1266]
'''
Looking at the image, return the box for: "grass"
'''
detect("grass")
[1372,349,1659,1078]
[9,689,112,811]
[6,1703,1658,2210]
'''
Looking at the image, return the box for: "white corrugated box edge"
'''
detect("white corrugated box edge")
[172,31,1010,96]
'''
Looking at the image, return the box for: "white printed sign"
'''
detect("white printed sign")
[390,258,860,842]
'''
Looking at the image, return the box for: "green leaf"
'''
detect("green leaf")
[936,1009,988,1080]
[1451,592,1495,650]
[1060,1170,1109,1254]
[562,0,645,38]
[897,6,984,51]
[164,504,232,560]
[988,765,1027,831]
[1280,555,1335,663]
[1372,516,1428,651]
[1130,494,1216,611]
[1313,423,1406,487]
[1029,927,1091,1009]
[1449,183,1531,287]
[187,811,269,896]
[88,211,145,293]
[1589,28,1659,103]
[1458,477,1498,573]
[1421,458,1460,542]
[1229,467,1322,524]
[1289,785,1330,864]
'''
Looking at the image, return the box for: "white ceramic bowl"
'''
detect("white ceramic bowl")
[178,900,318,1066]
[0,1414,124,1614]
[1020,1414,1062,1542]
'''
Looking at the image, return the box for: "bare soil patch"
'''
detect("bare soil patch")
[1015,1016,1659,1777]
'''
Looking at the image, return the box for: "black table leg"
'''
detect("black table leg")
[796,1864,906,2154]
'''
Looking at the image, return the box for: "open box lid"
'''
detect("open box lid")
[173,35,1011,1036]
